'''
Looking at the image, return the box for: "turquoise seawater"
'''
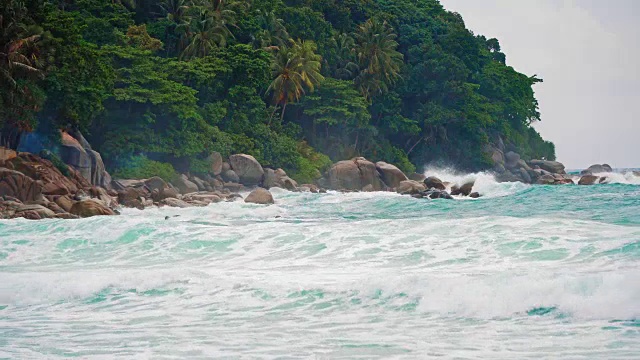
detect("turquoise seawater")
[1,171,639,359]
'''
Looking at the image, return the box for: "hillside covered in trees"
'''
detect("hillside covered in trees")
[1,0,555,183]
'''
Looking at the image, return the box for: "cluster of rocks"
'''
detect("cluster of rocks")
[490,145,617,186]
[491,148,573,185]
[3,129,625,221]
[317,157,479,200]
[0,146,323,220]
[0,152,116,220]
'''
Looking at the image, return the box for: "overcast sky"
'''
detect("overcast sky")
[439,0,639,169]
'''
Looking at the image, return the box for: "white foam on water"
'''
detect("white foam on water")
[591,171,640,185]
[423,166,530,198]
[1,187,639,358]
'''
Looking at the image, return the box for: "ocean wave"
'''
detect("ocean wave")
[589,171,640,185]
[423,167,531,198]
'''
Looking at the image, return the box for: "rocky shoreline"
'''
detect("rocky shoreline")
[0,133,623,221]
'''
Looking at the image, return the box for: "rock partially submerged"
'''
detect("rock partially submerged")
[245,188,274,205]
[324,157,386,191]
[424,176,445,191]
[376,161,408,188]
[581,164,613,175]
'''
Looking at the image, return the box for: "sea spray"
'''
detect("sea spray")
[1,181,639,358]
[423,167,530,198]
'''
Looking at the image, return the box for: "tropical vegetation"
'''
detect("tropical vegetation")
[0,0,555,181]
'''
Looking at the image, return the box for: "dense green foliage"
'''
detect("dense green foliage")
[0,0,555,180]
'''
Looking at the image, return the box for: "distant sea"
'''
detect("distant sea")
[1,169,639,359]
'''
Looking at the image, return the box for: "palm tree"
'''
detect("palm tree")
[332,32,359,80]
[0,1,45,144]
[267,39,324,122]
[354,18,403,100]
[180,8,227,59]
[158,0,191,24]
[1,1,44,98]
[180,0,242,58]
[253,10,289,50]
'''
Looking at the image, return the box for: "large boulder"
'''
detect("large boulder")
[537,174,557,185]
[173,174,198,194]
[60,132,92,181]
[424,176,445,191]
[505,151,521,169]
[375,162,408,188]
[452,181,474,196]
[6,153,88,196]
[528,160,566,174]
[70,199,115,218]
[396,180,426,195]
[244,188,274,205]
[221,169,240,183]
[0,168,43,203]
[208,152,224,176]
[263,168,277,189]
[326,157,386,191]
[229,154,264,186]
[144,177,168,192]
[578,174,599,185]
[581,164,613,175]
[263,168,298,191]
[117,188,145,209]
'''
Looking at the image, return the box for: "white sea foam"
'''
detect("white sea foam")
[590,170,640,185]
[1,186,639,358]
[422,167,530,198]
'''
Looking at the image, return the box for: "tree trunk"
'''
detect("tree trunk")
[280,101,288,122]
[407,136,424,155]
[268,105,279,125]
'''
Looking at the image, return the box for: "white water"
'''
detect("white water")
[1,180,639,358]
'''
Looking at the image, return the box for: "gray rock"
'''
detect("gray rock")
[581,164,613,175]
[528,160,566,174]
[60,132,91,181]
[244,188,274,205]
[424,176,445,190]
[396,180,427,195]
[208,152,223,175]
[229,154,264,186]
[375,161,408,188]
[144,177,168,192]
[505,151,521,168]
[578,174,599,185]
[161,198,190,208]
[172,175,199,194]
[221,169,240,183]
[326,158,385,191]
[190,176,207,191]
[519,168,532,183]
[537,174,556,185]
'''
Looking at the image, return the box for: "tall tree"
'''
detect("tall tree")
[267,39,324,122]
[0,0,46,140]
[354,18,403,100]
[252,10,289,50]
